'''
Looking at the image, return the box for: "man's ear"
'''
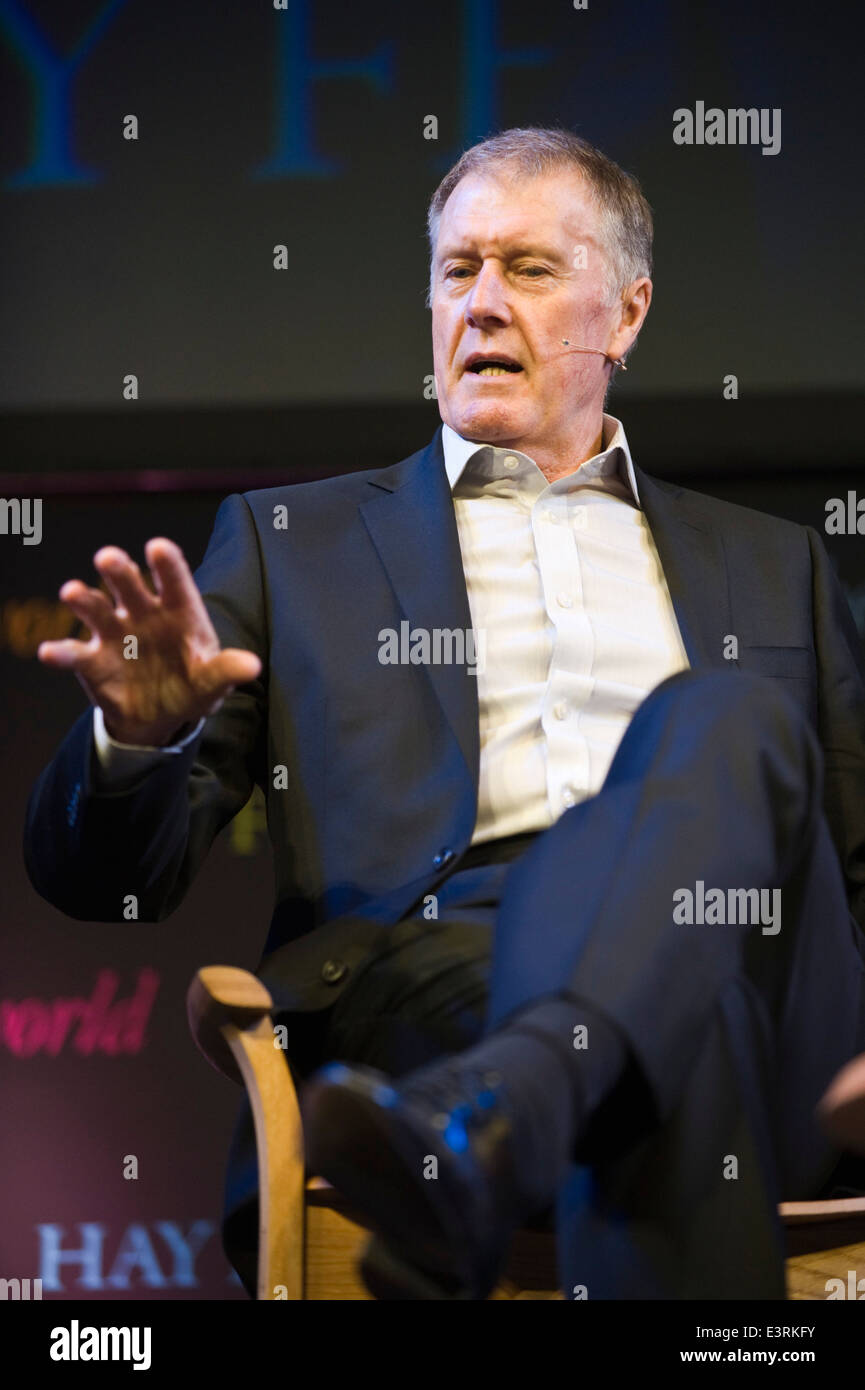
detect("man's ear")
[607,277,652,364]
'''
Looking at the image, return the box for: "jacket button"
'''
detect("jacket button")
[321,958,347,985]
[433,848,455,870]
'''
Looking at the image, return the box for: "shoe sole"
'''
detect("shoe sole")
[303,1063,495,1294]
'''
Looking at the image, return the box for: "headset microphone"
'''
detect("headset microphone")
[561,339,627,371]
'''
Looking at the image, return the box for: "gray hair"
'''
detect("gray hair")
[425,126,653,367]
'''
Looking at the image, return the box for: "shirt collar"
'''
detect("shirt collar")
[441,414,641,507]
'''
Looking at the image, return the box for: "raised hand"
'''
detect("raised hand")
[37,537,262,747]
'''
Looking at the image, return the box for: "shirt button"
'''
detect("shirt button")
[556,592,573,609]
[546,511,560,524]
[321,959,348,985]
[561,786,577,808]
[553,700,569,720]
[573,511,588,531]
[503,455,519,471]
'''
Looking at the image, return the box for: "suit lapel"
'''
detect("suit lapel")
[635,466,734,669]
[357,443,732,785]
[359,428,480,782]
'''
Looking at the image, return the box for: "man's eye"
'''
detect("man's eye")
[444,264,549,281]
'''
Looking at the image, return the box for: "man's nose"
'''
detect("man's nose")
[464,263,512,328]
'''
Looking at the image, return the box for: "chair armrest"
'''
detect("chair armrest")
[187,965,275,1085]
[187,965,306,1298]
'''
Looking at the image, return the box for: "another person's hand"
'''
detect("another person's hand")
[37,537,262,746]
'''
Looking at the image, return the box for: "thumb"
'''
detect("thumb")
[199,648,262,698]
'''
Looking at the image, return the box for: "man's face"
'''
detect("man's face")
[431,169,628,452]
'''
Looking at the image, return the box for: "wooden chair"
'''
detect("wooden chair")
[187,965,865,1300]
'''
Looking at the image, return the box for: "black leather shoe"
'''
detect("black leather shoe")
[300,1057,536,1299]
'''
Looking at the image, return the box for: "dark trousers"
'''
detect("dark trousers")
[227,670,865,1298]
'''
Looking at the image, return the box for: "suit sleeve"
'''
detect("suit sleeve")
[22,492,268,922]
[91,704,206,791]
[806,525,865,934]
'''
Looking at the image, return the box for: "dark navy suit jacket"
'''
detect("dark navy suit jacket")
[23,424,865,1292]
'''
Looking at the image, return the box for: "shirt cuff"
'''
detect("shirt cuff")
[91,706,205,791]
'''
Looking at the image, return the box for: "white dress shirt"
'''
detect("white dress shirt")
[92,415,690,842]
[443,415,690,843]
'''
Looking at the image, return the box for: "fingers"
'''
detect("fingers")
[37,637,94,670]
[144,538,203,613]
[58,580,123,640]
[94,547,159,623]
[197,648,262,701]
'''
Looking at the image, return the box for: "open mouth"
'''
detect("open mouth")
[466,360,523,377]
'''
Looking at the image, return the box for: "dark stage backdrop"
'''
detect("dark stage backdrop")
[0,0,863,416]
[1,0,863,1300]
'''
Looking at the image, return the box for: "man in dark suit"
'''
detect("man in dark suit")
[25,127,865,1300]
